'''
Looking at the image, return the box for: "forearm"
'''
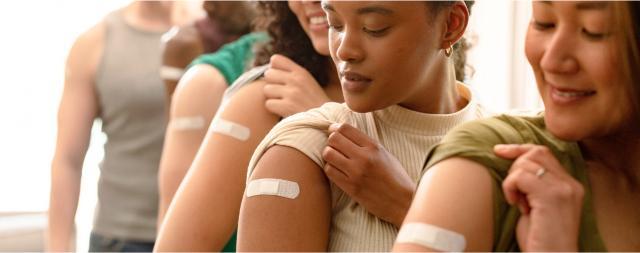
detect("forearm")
[47,162,82,251]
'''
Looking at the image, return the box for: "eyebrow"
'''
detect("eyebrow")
[540,1,609,10]
[356,6,393,16]
[576,1,608,10]
[321,2,393,16]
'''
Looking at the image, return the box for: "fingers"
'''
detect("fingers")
[269,54,301,72]
[495,144,566,175]
[263,83,286,99]
[502,167,539,207]
[328,123,374,148]
[326,130,361,159]
[323,163,352,192]
[322,145,351,169]
[263,67,289,84]
[493,144,537,159]
[264,99,290,117]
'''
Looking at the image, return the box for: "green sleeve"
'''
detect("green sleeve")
[424,115,533,251]
[189,32,269,85]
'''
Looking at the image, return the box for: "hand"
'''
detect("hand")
[262,54,330,117]
[321,123,415,227]
[494,144,584,252]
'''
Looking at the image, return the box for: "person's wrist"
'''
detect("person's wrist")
[391,186,415,228]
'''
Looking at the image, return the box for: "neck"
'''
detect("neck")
[124,1,174,32]
[400,58,466,114]
[580,131,640,188]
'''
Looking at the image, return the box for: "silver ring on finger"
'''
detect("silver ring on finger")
[535,167,546,179]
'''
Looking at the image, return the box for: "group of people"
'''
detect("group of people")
[49,0,640,252]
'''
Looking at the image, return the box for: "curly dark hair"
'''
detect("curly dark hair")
[252,1,330,86]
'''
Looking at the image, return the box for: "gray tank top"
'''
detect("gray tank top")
[93,9,166,241]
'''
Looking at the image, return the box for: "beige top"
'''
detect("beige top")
[247,83,487,251]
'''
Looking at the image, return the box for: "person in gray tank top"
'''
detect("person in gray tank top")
[48,2,189,252]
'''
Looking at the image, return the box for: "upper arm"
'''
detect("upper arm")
[155,79,281,251]
[161,25,204,100]
[237,145,331,251]
[53,23,103,168]
[393,157,495,252]
[158,64,228,216]
[162,26,204,68]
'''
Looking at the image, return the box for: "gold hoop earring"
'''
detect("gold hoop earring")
[444,45,453,57]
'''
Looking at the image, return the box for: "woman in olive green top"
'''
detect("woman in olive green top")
[394,1,640,252]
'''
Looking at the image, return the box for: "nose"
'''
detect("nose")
[539,27,579,75]
[333,27,365,64]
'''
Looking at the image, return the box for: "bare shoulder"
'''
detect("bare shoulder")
[65,21,106,87]
[163,25,201,51]
[170,65,227,117]
[162,25,203,66]
[219,78,278,124]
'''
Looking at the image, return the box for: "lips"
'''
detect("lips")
[549,84,597,104]
[341,71,373,93]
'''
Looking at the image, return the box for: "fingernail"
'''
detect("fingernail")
[328,123,341,132]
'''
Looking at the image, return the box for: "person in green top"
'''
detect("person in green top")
[156,31,268,252]
[394,1,640,252]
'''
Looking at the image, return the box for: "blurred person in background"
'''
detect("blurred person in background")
[160,1,257,107]
[48,1,194,251]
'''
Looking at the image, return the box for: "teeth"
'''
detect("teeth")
[309,16,327,25]
[555,90,595,97]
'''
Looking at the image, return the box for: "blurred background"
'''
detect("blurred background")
[0,0,538,251]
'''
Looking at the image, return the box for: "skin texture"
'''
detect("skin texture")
[47,2,175,251]
[395,2,640,252]
[153,1,342,251]
[238,1,469,251]
[156,64,227,225]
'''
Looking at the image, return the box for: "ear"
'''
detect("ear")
[441,1,469,50]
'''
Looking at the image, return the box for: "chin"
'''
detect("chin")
[345,98,386,113]
[544,117,587,141]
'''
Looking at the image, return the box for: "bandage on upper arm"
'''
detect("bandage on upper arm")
[396,223,466,252]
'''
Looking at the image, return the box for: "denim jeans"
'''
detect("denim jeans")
[88,232,154,252]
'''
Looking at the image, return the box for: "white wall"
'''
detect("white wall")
[0,1,130,251]
[466,0,541,113]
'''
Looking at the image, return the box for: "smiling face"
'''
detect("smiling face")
[323,1,455,113]
[288,0,330,55]
[525,1,635,141]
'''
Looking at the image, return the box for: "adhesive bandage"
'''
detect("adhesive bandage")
[160,66,186,81]
[211,118,250,141]
[169,116,206,130]
[246,178,300,199]
[396,223,466,252]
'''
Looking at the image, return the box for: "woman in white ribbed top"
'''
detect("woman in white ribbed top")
[237,1,483,251]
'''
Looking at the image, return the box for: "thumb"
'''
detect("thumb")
[493,144,531,159]
[269,54,302,72]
